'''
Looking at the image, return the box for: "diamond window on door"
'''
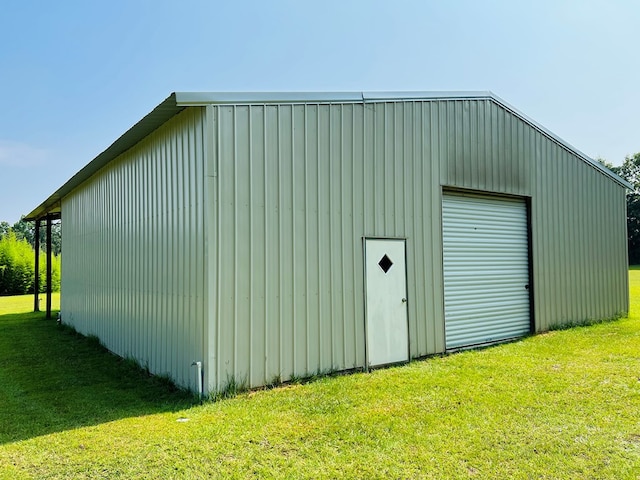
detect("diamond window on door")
[378,254,393,273]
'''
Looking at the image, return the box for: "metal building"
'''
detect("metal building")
[26,92,630,393]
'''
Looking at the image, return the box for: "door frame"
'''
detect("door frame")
[362,236,410,370]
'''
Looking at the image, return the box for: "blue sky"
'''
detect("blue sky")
[1,0,639,224]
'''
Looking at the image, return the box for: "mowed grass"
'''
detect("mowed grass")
[1,279,640,479]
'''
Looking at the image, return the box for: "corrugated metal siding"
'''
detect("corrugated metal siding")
[442,193,530,348]
[435,98,627,330]
[439,100,532,195]
[531,141,629,330]
[61,108,207,391]
[59,95,628,393]
[207,98,628,389]
[209,102,446,388]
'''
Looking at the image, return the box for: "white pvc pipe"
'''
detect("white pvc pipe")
[191,361,203,399]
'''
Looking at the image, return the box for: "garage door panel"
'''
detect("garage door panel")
[443,193,531,349]
[447,307,530,319]
[448,319,530,335]
[446,307,531,323]
[445,296,530,311]
[445,280,527,287]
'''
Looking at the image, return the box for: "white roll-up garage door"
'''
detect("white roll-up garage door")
[442,192,531,349]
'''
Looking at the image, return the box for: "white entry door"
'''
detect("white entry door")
[365,239,409,367]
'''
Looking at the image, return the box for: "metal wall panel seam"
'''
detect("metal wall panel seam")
[388,103,395,234]
[606,176,615,316]
[578,165,588,320]
[276,105,283,380]
[456,102,463,189]
[547,144,566,321]
[604,176,615,316]
[505,110,512,192]
[186,111,192,385]
[202,105,214,390]
[463,100,470,188]
[341,104,349,367]
[405,102,415,356]
[167,132,182,378]
[279,106,288,377]
[411,104,421,355]
[232,105,239,379]
[163,129,171,374]
[256,105,266,385]
[303,104,310,374]
[356,104,366,365]
[538,138,549,328]
[351,104,359,367]
[595,171,604,317]
[262,105,269,386]
[419,102,429,354]
[587,168,596,319]
[312,106,320,372]
[264,105,276,380]
[198,108,208,387]
[290,106,299,374]
[248,106,254,385]
[199,109,207,387]
[171,127,178,379]
[560,150,570,322]
[398,103,405,235]
[327,105,335,369]
[315,105,322,372]
[546,140,557,327]
[569,151,579,321]
[430,102,442,352]
[215,105,223,389]
[180,115,187,385]
[326,105,335,370]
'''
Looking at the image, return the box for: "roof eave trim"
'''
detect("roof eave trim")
[174,90,496,106]
[25,93,185,220]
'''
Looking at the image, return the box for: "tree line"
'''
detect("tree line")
[601,152,640,265]
[0,217,61,296]
[0,217,61,256]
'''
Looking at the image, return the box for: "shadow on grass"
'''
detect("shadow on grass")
[0,310,197,445]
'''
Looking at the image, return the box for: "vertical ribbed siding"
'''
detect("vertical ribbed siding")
[61,108,207,391]
[57,96,629,393]
[212,101,444,388]
[55,96,628,394]
[439,100,531,196]
[530,140,629,330]
[209,97,628,389]
[433,98,627,330]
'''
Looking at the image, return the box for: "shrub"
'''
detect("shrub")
[0,230,60,295]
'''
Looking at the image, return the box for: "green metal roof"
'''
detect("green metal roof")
[25,91,632,220]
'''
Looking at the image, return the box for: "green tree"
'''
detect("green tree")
[11,216,61,256]
[0,222,10,239]
[601,153,640,264]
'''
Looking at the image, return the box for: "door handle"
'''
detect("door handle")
[401,298,407,303]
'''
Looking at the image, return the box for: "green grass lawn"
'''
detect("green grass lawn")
[1,281,639,479]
